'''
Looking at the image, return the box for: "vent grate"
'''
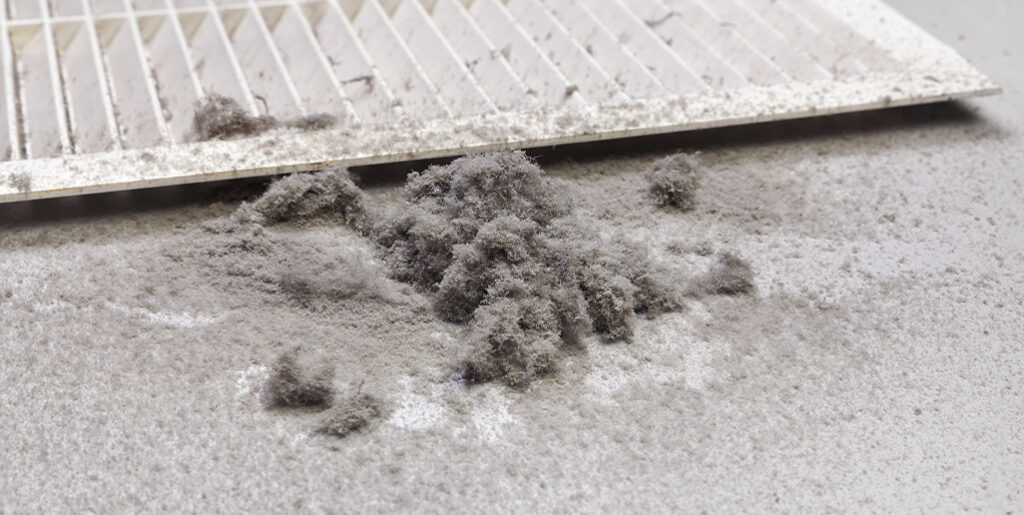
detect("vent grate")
[0,0,999,202]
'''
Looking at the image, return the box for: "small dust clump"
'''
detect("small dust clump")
[6,172,31,193]
[373,151,683,387]
[191,95,338,141]
[645,153,701,211]
[315,392,383,438]
[690,252,755,296]
[235,165,371,231]
[192,94,278,141]
[286,114,337,131]
[261,348,335,410]
[373,151,567,291]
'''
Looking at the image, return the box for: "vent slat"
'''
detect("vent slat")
[390,0,495,117]
[466,0,581,108]
[350,0,450,119]
[137,13,205,142]
[647,0,789,86]
[583,0,710,95]
[53,0,86,17]
[310,1,401,120]
[0,15,16,160]
[91,0,127,16]
[504,0,625,104]
[180,8,258,114]
[39,8,76,156]
[698,0,831,82]
[539,0,668,99]
[77,0,125,151]
[10,0,42,20]
[737,0,867,78]
[623,0,750,89]
[53,20,120,152]
[267,2,356,121]
[781,0,899,72]
[429,0,535,112]
[11,23,69,157]
[96,15,169,148]
[222,4,303,117]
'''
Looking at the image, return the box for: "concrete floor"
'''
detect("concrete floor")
[1,0,1022,512]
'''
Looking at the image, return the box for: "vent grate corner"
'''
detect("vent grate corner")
[0,0,1000,202]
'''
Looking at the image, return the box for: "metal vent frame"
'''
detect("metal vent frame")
[0,0,1000,203]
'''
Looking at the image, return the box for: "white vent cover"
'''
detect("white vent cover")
[0,0,999,202]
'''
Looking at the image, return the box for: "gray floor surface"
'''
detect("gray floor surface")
[1,0,1022,512]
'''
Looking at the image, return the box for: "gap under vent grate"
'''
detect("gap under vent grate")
[0,0,1000,202]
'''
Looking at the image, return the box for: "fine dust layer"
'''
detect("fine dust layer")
[1,4,1023,507]
[315,392,383,438]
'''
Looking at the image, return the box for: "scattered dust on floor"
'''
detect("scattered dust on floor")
[2,10,1023,505]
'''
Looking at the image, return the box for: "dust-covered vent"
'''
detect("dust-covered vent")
[0,0,999,202]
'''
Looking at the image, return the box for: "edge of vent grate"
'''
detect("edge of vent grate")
[0,0,1000,203]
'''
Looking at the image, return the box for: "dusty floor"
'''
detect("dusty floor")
[2,0,1023,512]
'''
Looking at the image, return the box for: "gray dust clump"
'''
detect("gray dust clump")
[191,95,337,141]
[690,252,755,296]
[374,151,682,387]
[286,114,337,132]
[192,94,278,141]
[645,153,701,211]
[6,172,31,193]
[374,151,567,291]
[163,167,388,309]
[261,349,335,410]
[235,166,371,231]
[315,392,383,438]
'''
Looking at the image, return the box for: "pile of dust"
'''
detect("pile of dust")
[315,391,383,438]
[184,151,751,393]
[261,349,384,438]
[191,95,338,141]
[645,153,700,211]
[261,348,335,409]
[233,165,371,231]
[373,151,683,387]
[689,252,755,296]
